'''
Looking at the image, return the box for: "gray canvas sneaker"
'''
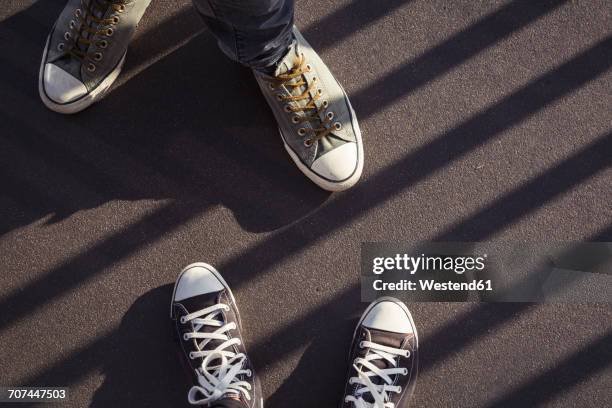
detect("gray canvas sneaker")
[254,27,364,192]
[39,0,150,114]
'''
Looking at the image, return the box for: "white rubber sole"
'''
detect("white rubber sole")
[282,90,364,192]
[38,34,126,114]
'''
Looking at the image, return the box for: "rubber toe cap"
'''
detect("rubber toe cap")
[43,63,87,104]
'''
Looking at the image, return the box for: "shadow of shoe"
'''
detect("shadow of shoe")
[90,285,190,408]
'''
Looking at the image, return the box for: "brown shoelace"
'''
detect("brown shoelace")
[60,0,128,71]
[273,53,340,147]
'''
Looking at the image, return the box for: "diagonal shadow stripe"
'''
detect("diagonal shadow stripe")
[352,0,570,118]
[0,200,211,332]
[482,329,612,407]
[301,0,414,52]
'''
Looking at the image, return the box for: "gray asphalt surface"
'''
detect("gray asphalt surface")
[1,0,611,407]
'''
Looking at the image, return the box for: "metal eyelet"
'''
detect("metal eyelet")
[94,52,103,61]
[317,89,322,95]
[297,128,306,136]
[99,40,108,49]
[322,100,329,108]
[106,28,114,36]
[75,8,81,17]
[326,111,334,120]
[283,104,292,112]
[180,316,186,324]
[64,32,71,40]
[402,368,408,375]
[276,94,284,101]
[87,62,96,72]
[247,369,253,377]
[306,64,312,71]
[189,352,195,359]
[333,122,342,130]
[183,333,189,341]
[268,83,275,90]
[291,115,300,124]
[359,341,365,348]
[69,20,75,29]
[112,16,120,24]
[117,4,126,12]
[312,76,317,82]
[57,43,65,51]
[304,139,313,147]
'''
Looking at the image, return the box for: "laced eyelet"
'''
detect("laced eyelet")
[297,128,306,136]
[276,94,283,101]
[333,122,342,130]
[112,16,120,24]
[406,351,411,358]
[64,32,71,41]
[106,28,114,36]
[189,352,195,359]
[283,104,292,112]
[345,397,351,402]
[94,52,103,61]
[348,378,355,384]
[304,139,313,147]
[183,333,189,341]
[326,111,334,120]
[117,4,126,12]
[247,369,253,377]
[57,43,65,51]
[359,341,365,348]
[180,316,186,324]
[224,305,230,311]
[99,40,108,49]
[402,368,408,375]
[397,386,402,393]
[87,63,96,72]
[291,115,300,124]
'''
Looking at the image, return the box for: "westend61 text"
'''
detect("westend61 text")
[373,279,493,292]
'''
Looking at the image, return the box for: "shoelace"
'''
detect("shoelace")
[180,304,252,405]
[58,0,128,72]
[272,53,342,147]
[345,340,410,408]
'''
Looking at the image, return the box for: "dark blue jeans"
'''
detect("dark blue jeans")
[191,0,295,71]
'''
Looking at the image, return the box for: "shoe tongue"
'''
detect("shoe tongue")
[274,44,314,113]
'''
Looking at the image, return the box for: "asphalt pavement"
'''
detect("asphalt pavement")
[0,0,611,407]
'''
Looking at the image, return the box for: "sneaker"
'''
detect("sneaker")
[341,298,419,408]
[39,0,150,114]
[253,27,364,192]
[171,263,263,407]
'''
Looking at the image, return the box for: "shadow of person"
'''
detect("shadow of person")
[90,284,191,408]
[0,0,330,237]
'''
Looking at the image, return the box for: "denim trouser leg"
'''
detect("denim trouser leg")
[191,0,295,71]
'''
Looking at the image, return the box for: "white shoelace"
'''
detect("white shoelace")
[180,304,252,405]
[345,340,410,408]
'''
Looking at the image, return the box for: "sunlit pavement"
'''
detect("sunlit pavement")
[0,1,611,407]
